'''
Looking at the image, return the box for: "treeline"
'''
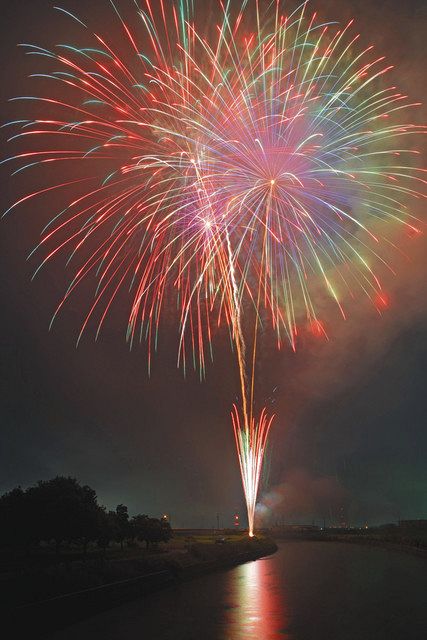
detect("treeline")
[0,476,172,553]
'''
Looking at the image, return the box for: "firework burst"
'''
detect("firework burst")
[3,0,425,535]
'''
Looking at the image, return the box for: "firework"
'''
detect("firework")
[4,1,425,535]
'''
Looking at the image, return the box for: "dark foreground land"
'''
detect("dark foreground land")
[4,533,277,637]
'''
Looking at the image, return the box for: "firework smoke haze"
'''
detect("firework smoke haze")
[2,0,426,532]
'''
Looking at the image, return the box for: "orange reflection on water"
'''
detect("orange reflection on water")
[223,556,292,640]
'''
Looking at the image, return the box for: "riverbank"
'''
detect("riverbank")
[320,533,427,558]
[6,536,277,637]
[271,530,427,558]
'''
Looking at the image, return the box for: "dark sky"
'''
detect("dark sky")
[1,0,426,528]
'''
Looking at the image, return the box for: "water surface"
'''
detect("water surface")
[51,542,427,640]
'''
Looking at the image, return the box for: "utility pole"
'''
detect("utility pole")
[216,512,220,530]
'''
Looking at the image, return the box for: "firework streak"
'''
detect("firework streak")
[4,1,425,535]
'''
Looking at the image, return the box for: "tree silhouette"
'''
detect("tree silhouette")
[130,514,172,549]
[26,476,104,553]
[0,478,173,555]
[0,487,35,551]
[115,504,130,550]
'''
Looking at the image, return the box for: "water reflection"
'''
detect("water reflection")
[224,556,292,639]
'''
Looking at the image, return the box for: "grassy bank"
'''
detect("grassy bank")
[5,534,277,636]
[3,533,276,607]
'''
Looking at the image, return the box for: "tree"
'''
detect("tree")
[0,487,36,552]
[26,476,104,553]
[159,519,173,544]
[129,514,150,547]
[130,514,172,549]
[115,504,130,550]
[0,478,173,556]
[103,504,130,550]
[96,509,112,551]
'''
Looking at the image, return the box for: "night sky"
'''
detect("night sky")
[1,0,426,529]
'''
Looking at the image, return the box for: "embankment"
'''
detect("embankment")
[272,531,427,558]
[7,537,277,637]
[319,533,427,558]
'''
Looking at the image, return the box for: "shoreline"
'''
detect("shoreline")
[320,534,427,558]
[272,534,427,558]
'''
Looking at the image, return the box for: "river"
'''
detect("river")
[50,542,427,640]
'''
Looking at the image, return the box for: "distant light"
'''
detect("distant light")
[270,179,275,185]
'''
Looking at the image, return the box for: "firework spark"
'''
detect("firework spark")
[3,1,425,535]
